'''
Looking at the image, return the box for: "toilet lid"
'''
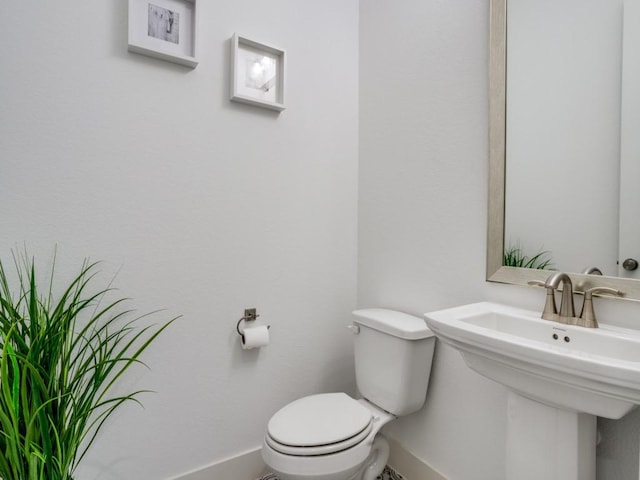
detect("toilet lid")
[267,393,372,448]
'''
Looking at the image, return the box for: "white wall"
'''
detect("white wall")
[0,1,358,479]
[359,1,640,479]
[359,1,508,478]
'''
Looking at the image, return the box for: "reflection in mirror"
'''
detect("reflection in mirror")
[505,0,621,276]
[620,0,640,280]
[487,0,640,300]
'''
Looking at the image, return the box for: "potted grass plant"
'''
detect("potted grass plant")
[0,251,178,480]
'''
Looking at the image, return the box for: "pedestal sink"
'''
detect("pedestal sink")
[424,302,640,480]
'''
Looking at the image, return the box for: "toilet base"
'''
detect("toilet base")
[258,465,405,480]
[264,435,389,480]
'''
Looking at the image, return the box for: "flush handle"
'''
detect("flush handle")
[347,324,360,335]
[623,258,638,271]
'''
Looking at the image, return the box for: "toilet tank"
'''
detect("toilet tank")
[352,308,436,416]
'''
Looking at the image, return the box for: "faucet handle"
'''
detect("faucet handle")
[578,287,623,328]
[528,280,558,321]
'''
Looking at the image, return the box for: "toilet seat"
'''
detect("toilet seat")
[266,393,373,456]
[266,422,372,456]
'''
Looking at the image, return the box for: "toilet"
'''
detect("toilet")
[262,308,436,480]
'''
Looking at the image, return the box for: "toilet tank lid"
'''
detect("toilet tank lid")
[352,308,434,340]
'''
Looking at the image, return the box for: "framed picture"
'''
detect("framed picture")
[230,34,286,112]
[128,0,198,68]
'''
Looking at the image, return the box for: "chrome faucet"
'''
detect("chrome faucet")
[544,272,577,323]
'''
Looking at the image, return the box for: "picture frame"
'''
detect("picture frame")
[128,0,198,68]
[230,33,286,112]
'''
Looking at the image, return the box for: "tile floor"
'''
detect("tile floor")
[256,465,405,480]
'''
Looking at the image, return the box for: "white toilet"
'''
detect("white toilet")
[262,308,436,480]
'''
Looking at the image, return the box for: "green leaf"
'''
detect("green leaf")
[504,243,554,270]
[0,248,179,480]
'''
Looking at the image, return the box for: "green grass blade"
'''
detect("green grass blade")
[0,249,179,480]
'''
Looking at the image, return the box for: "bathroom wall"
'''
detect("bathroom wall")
[359,1,508,478]
[0,1,358,479]
[359,1,640,479]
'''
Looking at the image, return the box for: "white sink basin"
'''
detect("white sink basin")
[424,302,640,419]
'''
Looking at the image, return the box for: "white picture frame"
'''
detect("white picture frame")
[230,33,286,112]
[128,0,198,68]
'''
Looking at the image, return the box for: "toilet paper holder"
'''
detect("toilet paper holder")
[236,308,270,340]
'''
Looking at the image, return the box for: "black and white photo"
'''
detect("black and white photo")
[230,34,286,111]
[147,3,179,44]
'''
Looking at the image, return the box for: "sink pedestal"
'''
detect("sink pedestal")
[506,392,596,480]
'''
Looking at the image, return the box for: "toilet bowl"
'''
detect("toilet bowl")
[262,309,436,480]
[262,393,394,480]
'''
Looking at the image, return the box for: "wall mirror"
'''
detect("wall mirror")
[487,0,640,300]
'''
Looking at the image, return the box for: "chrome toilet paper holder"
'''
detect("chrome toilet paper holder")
[236,308,270,340]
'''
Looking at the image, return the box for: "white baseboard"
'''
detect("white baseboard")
[169,436,446,480]
[386,435,447,480]
[168,447,267,480]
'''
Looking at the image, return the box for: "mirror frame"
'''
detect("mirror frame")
[486,0,640,301]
